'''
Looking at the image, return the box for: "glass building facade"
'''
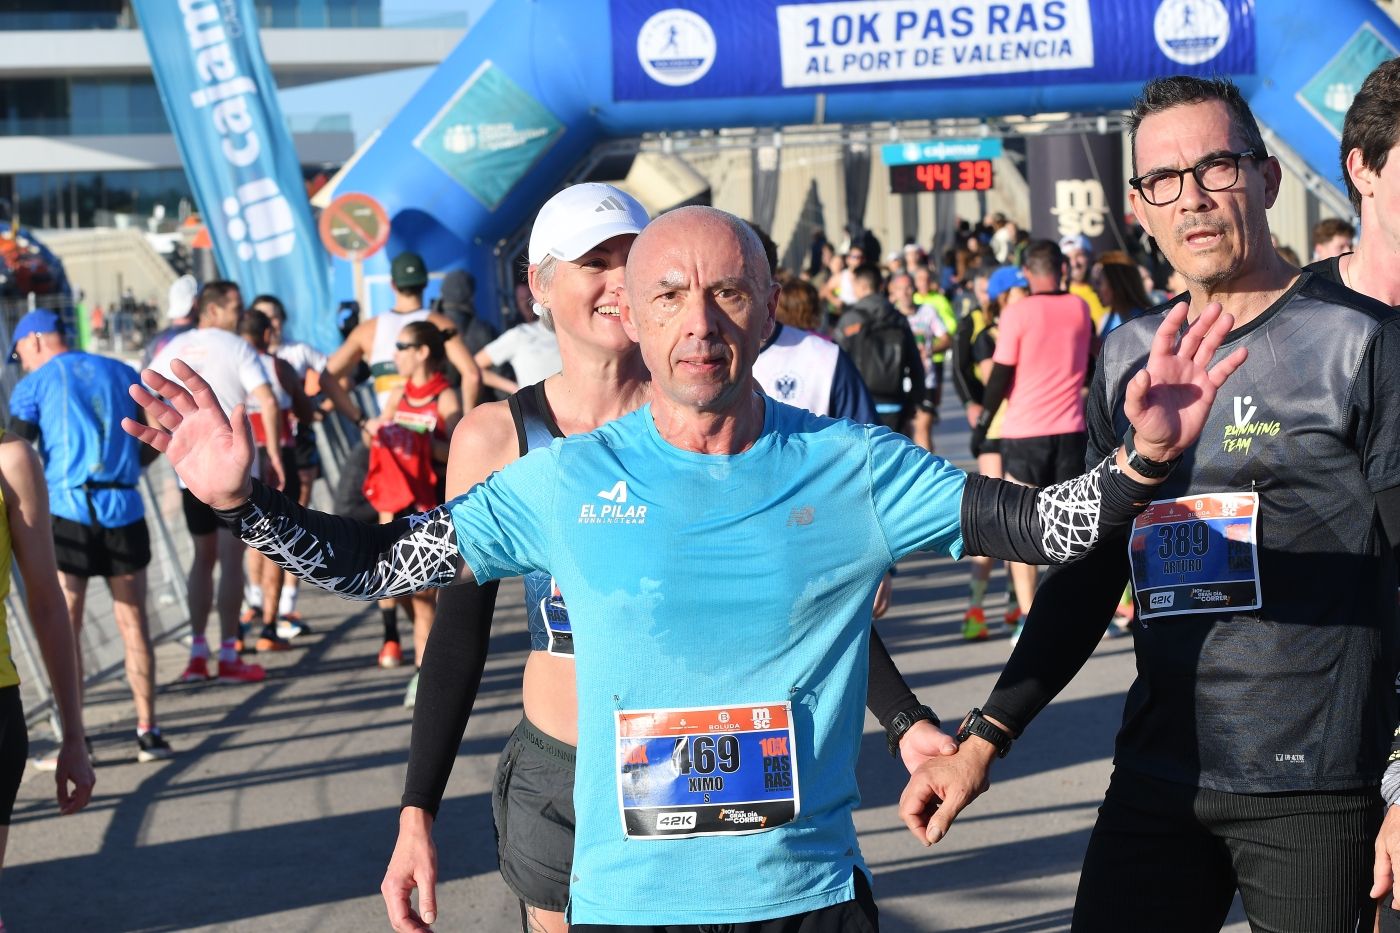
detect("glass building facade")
[1,78,168,137]
[0,0,382,31]
[1,0,377,228]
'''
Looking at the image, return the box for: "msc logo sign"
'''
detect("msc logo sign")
[655,811,697,831]
[1149,592,1175,610]
[1051,178,1107,239]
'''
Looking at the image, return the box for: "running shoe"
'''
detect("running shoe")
[961,607,989,641]
[217,657,266,684]
[1004,607,1022,629]
[403,671,419,709]
[256,629,292,653]
[378,640,403,669]
[137,729,174,763]
[179,656,213,683]
[276,617,308,640]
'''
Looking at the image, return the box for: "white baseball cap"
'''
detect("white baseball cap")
[167,274,198,319]
[527,183,650,264]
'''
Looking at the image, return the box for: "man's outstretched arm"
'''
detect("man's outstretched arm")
[124,359,469,600]
[958,299,1246,568]
[899,298,1247,846]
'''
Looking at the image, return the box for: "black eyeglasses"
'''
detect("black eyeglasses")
[1129,148,1266,206]
[394,342,421,351]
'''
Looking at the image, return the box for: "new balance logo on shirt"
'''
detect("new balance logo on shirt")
[595,196,628,213]
[580,480,646,524]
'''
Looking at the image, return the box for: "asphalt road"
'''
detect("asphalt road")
[4,414,1249,932]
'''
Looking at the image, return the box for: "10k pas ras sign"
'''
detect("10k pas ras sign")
[610,0,1254,101]
[776,0,1092,88]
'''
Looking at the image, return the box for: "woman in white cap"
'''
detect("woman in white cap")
[383,182,651,933]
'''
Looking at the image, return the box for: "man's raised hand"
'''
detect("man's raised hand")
[1124,300,1247,463]
[123,359,255,511]
[898,740,994,846]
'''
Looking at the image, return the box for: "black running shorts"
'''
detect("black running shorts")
[0,685,27,825]
[1000,431,1088,487]
[491,717,576,912]
[52,516,151,578]
[293,424,321,472]
[1073,769,1380,932]
[572,869,879,932]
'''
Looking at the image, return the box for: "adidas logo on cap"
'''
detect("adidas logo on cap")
[595,196,628,213]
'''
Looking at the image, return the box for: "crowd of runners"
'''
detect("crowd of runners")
[3,63,1400,933]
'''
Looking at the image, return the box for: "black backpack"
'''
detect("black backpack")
[844,309,908,400]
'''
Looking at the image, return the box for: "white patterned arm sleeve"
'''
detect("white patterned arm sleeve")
[216,481,466,599]
[960,454,1160,564]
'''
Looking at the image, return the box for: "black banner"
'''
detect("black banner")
[1026,132,1126,256]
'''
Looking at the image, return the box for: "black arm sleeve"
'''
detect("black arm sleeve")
[866,624,931,730]
[7,419,38,443]
[215,479,462,599]
[958,453,1159,565]
[978,348,1135,737]
[401,576,500,816]
[977,363,1013,429]
[981,541,1129,736]
[950,316,982,407]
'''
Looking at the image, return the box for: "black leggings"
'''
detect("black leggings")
[1073,769,1380,933]
[0,685,27,824]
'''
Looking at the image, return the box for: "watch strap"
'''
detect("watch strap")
[956,708,1013,758]
[886,703,939,758]
[1122,425,1177,480]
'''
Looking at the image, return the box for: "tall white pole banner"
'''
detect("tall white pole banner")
[133,0,337,352]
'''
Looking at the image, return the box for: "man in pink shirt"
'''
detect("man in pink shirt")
[972,240,1094,636]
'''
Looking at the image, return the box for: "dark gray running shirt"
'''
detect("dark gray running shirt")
[986,270,1400,793]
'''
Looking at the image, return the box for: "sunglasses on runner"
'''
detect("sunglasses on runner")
[394,342,420,351]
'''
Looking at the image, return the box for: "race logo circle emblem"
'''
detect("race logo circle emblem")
[636,9,716,87]
[1154,0,1231,66]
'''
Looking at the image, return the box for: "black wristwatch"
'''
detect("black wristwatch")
[956,708,1014,758]
[1121,425,1178,480]
[886,704,939,758]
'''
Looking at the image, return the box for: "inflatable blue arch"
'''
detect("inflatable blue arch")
[329,0,1400,328]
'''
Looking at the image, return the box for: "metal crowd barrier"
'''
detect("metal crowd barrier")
[4,400,372,733]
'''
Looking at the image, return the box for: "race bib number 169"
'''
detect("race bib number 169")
[614,702,799,840]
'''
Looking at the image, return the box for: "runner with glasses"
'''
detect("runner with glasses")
[901,75,1400,933]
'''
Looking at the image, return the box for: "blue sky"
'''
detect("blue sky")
[280,0,496,145]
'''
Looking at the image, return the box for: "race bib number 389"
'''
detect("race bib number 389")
[1128,492,1261,620]
[615,702,799,840]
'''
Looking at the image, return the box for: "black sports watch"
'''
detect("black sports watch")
[1121,425,1179,480]
[886,704,939,758]
[956,708,1014,758]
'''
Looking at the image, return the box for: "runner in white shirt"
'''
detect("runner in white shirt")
[147,281,279,686]
[475,299,563,394]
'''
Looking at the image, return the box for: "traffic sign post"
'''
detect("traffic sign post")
[319,192,391,312]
